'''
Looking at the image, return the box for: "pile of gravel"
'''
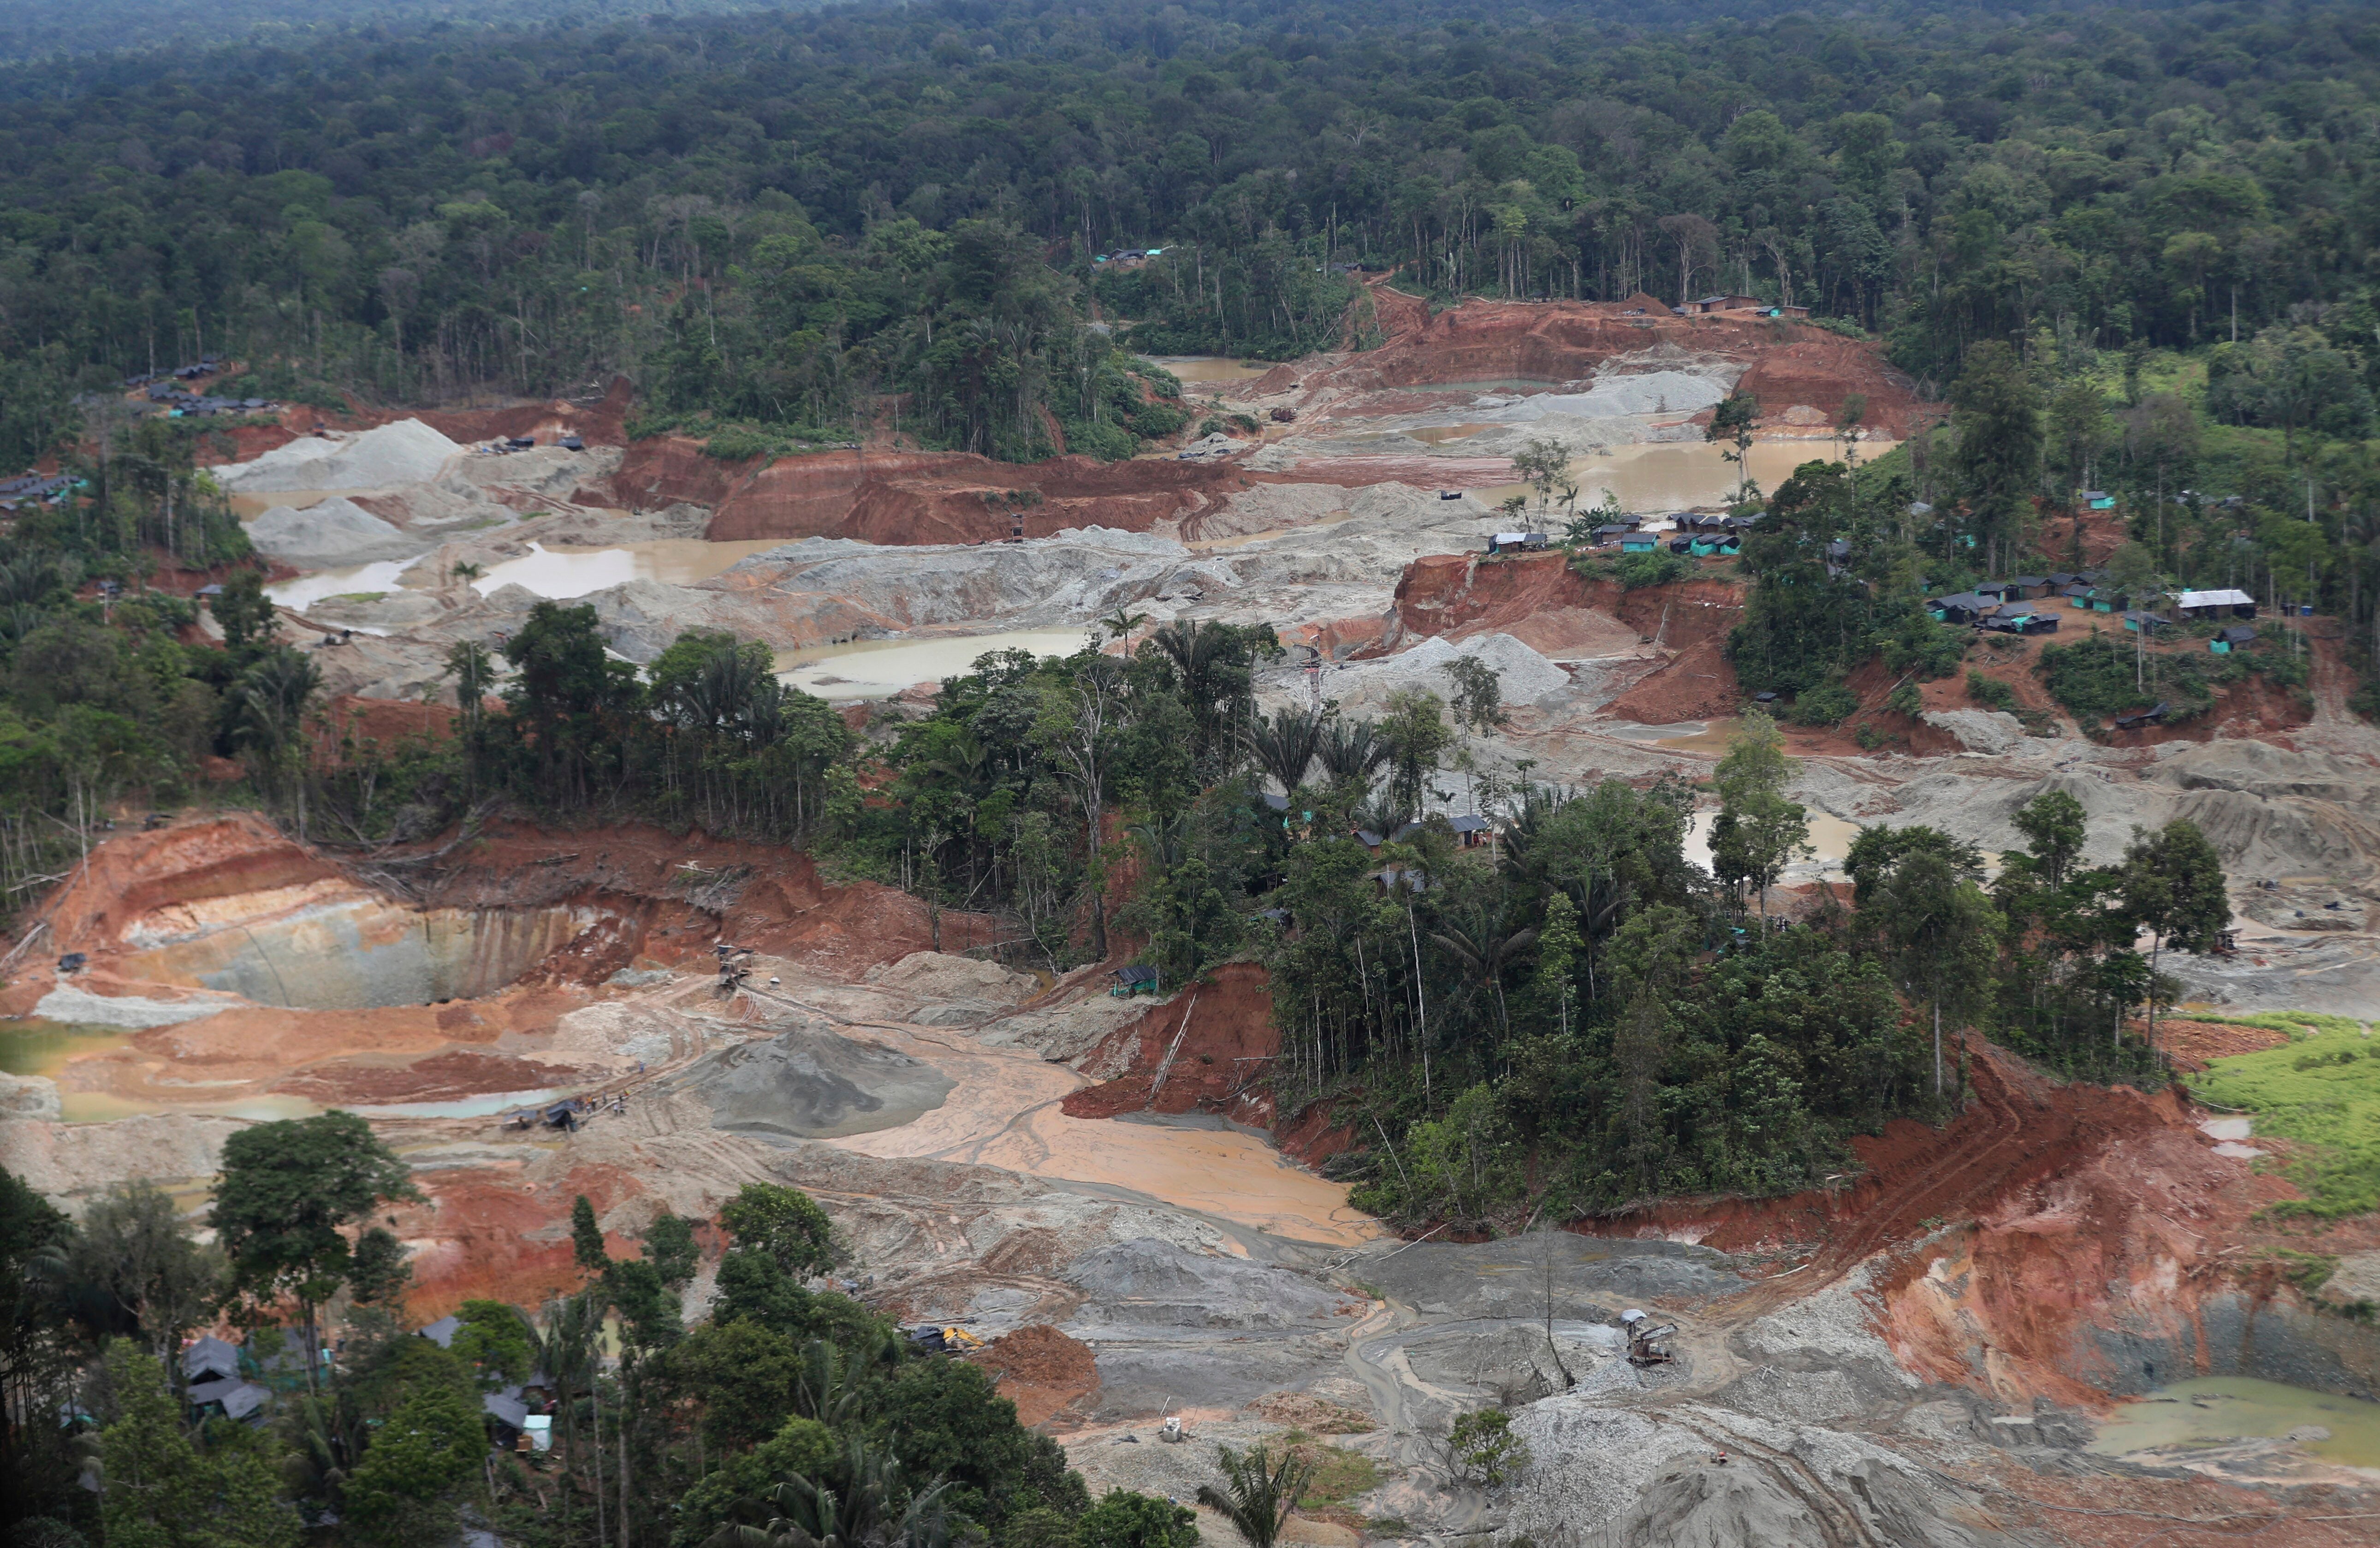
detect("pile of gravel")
[1063,1238,1350,1331]
[246,498,414,567]
[215,419,462,493]
[665,1025,952,1140]
[1329,632,1573,713]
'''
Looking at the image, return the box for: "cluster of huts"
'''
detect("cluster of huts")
[1928,575,2260,646]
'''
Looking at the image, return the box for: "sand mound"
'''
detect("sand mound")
[246,497,414,567]
[866,951,1040,1006]
[1321,631,1572,714]
[215,419,462,493]
[1478,366,1733,422]
[665,1024,952,1139]
[0,1112,247,1202]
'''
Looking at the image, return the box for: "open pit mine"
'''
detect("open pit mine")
[6,293,2378,1548]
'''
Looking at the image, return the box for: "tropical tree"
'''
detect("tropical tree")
[63,1180,222,1365]
[208,1112,418,1392]
[1196,1445,1317,1548]
[2118,820,2232,1052]
[1848,825,1999,1096]
[1709,709,1809,929]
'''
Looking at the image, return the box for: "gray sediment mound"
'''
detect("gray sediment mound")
[214,418,462,492]
[247,497,415,567]
[1353,1234,1746,1320]
[666,1026,951,1139]
[1062,1237,1350,1331]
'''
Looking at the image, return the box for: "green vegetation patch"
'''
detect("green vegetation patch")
[2189,1019,2380,1216]
[1269,1431,1381,1509]
[2036,637,2215,725]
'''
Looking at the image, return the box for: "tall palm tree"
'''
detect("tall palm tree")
[1197,1445,1316,1548]
[1316,717,1388,784]
[1246,706,1324,794]
[706,1438,948,1548]
[230,647,322,836]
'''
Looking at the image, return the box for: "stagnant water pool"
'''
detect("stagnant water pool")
[774,631,1093,700]
[2090,1376,2380,1470]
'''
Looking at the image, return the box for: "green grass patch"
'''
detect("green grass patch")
[2188,1018,2380,1216]
[1270,1430,1381,1508]
[2182,1010,2369,1040]
[326,591,386,603]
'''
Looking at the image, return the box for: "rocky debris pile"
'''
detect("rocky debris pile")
[1919,708,2030,755]
[973,987,1148,1063]
[2243,887,2369,932]
[1353,1235,1746,1322]
[537,1002,721,1068]
[247,497,418,567]
[1505,1394,2023,1548]
[1245,1389,1377,1433]
[659,1024,954,1140]
[0,1073,62,1119]
[212,418,463,492]
[1062,1238,1352,1332]
[1281,631,1573,717]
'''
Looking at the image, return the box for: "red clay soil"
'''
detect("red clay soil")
[1275,1097,1359,1166]
[1370,551,1750,722]
[2147,1017,2291,1071]
[315,694,462,757]
[1586,576,1748,724]
[398,817,998,977]
[1598,1042,2380,1413]
[2032,503,2132,570]
[963,1323,1101,1430]
[395,1160,605,1317]
[1063,962,1280,1123]
[38,812,342,954]
[296,375,636,450]
[596,436,1258,546]
[1306,295,1931,438]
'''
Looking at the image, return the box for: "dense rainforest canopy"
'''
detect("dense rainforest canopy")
[0,0,2353,1541]
[0,0,2376,464]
